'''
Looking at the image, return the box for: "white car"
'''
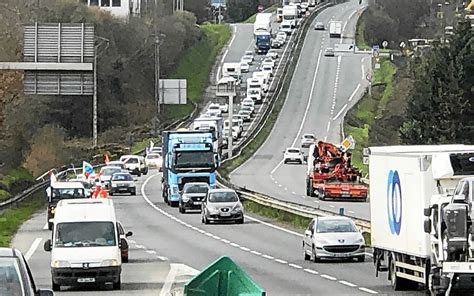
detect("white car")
[241,101,255,114]
[244,50,254,59]
[149,147,162,154]
[145,153,163,169]
[206,110,221,118]
[247,89,262,104]
[301,133,317,148]
[261,64,273,77]
[303,216,365,262]
[262,57,275,68]
[324,47,335,57]
[240,62,250,73]
[218,103,229,113]
[241,97,255,106]
[241,55,253,65]
[207,103,222,116]
[267,49,279,60]
[283,147,304,164]
[276,31,287,41]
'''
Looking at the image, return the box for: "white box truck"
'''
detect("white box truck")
[193,115,224,152]
[369,145,474,294]
[282,5,298,22]
[222,63,241,83]
[329,21,342,38]
[254,13,273,35]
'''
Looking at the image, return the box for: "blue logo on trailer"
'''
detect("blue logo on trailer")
[387,170,402,235]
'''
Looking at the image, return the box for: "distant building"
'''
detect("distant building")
[80,0,140,18]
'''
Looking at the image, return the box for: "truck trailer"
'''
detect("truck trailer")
[162,130,219,206]
[329,21,342,38]
[369,145,474,295]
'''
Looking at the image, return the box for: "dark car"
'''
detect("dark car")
[109,172,136,196]
[179,182,210,213]
[0,247,54,296]
[117,222,133,263]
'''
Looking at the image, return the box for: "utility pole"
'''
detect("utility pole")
[154,33,161,134]
[93,43,98,147]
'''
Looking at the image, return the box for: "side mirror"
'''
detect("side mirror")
[126,231,133,237]
[304,230,312,237]
[43,239,52,252]
[424,207,432,217]
[424,218,432,234]
[37,289,54,296]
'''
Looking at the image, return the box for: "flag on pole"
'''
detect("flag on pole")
[49,170,57,185]
[83,161,94,178]
[104,154,110,164]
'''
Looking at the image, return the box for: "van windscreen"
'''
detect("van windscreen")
[55,222,116,247]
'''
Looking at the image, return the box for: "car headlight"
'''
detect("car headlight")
[171,186,179,195]
[182,195,190,202]
[355,238,365,245]
[50,207,56,214]
[313,236,329,246]
[207,206,219,214]
[101,259,119,267]
[53,260,70,268]
[231,204,243,213]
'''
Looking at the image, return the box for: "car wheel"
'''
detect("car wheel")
[237,217,244,224]
[284,159,288,164]
[304,247,310,261]
[356,255,365,262]
[52,281,60,291]
[113,277,121,290]
[204,215,210,225]
[311,246,320,263]
[122,256,129,263]
[130,190,136,196]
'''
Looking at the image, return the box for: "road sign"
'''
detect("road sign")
[159,79,187,104]
[340,135,355,152]
[382,40,388,49]
[399,41,406,48]
[366,72,373,81]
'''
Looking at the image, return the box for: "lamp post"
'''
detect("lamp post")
[92,37,109,148]
[153,33,166,136]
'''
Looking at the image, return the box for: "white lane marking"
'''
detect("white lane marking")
[221,239,230,244]
[329,205,335,208]
[240,246,250,252]
[217,25,237,82]
[160,263,178,296]
[289,263,302,269]
[25,238,42,261]
[262,254,274,260]
[321,274,337,280]
[205,232,213,237]
[278,184,282,188]
[141,175,376,294]
[244,215,303,237]
[284,187,288,191]
[230,242,240,247]
[212,235,221,240]
[304,268,319,275]
[146,250,157,254]
[135,244,145,249]
[157,256,169,261]
[332,104,347,121]
[339,280,357,287]
[43,223,48,230]
[348,210,355,214]
[359,287,378,294]
[361,63,365,80]
[348,83,361,102]
[275,259,288,264]
[292,192,296,195]
[326,121,331,132]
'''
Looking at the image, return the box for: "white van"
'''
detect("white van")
[280,21,293,35]
[44,199,127,291]
[119,155,148,176]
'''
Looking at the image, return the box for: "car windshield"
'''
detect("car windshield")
[0,258,24,296]
[112,174,133,181]
[304,135,315,139]
[316,219,357,233]
[184,184,209,194]
[55,222,116,247]
[209,192,238,203]
[146,154,161,159]
[124,158,139,164]
[102,168,121,176]
[174,150,215,169]
[51,188,86,202]
[287,149,300,154]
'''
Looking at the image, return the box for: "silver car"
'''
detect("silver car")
[303,217,365,262]
[109,172,136,196]
[202,189,244,224]
[179,182,210,213]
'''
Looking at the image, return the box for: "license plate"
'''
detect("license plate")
[341,194,350,198]
[220,212,231,217]
[193,201,202,205]
[334,253,349,258]
[77,278,95,283]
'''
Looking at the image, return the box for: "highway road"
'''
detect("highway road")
[12,170,425,295]
[231,1,373,220]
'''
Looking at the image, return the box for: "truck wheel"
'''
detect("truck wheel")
[52,281,60,291]
[390,255,414,290]
[113,277,121,290]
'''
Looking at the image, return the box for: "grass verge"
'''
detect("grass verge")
[0,191,45,247]
[344,59,397,174]
[355,9,370,50]
[0,168,34,202]
[167,24,231,123]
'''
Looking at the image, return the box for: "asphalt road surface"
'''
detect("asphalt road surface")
[231,1,373,221]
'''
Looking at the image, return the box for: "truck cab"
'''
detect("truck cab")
[162,131,220,207]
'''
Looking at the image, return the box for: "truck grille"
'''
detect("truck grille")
[323,245,360,253]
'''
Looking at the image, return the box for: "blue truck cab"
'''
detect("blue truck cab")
[162,130,219,206]
[255,32,271,54]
